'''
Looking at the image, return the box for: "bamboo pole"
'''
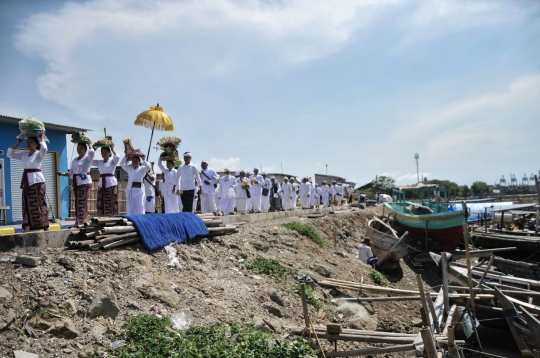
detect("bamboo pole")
[98,232,139,243]
[441,252,449,315]
[296,332,417,344]
[447,325,459,358]
[420,327,438,358]
[476,255,495,288]
[416,275,430,325]
[426,293,441,333]
[420,307,430,327]
[99,226,136,234]
[300,284,311,329]
[102,236,141,249]
[443,304,457,335]
[323,344,415,357]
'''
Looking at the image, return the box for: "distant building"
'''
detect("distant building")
[314,173,354,187]
[0,115,90,224]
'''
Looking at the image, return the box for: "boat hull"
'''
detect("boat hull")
[365,219,408,264]
[384,202,466,250]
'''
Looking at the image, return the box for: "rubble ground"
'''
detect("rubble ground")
[0,206,438,357]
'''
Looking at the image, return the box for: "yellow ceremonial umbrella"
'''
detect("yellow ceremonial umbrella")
[134,103,174,160]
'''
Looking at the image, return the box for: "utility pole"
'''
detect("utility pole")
[414,153,420,184]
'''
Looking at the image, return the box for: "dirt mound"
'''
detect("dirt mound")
[0,207,429,357]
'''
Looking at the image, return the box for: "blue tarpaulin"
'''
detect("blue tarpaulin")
[120,213,209,251]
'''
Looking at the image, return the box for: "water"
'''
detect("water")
[465,325,522,358]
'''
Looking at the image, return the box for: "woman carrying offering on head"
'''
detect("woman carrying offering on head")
[57,138,94,228]
[92,143,120,216]
[120,153,151,215]
[8,130,49,232]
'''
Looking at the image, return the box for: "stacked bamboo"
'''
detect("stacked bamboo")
[67,214,238,250]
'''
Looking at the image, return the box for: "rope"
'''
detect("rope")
[308,314,327,358]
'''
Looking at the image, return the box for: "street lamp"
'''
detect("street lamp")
[414,153,420,184]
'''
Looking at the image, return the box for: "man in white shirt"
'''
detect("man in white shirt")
[249,168,264,213]
[280,177,293,211]
[200,160,219,214]
[358,238,377,268]
[269,176,281,212]
[235,170,250,214]
[217,168,236,215]
[320,181,330,207]
[290,178,299,210]
[144,164,157,214]
[347,185,355,204]
[260,172,272,213]
[299,177,310,209]
[330,180,339,206]
[175,152,202,212]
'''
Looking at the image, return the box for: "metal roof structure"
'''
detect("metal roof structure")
[0,114,91,134]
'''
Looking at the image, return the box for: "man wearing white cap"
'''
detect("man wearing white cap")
[299,177,310,209]
[320,181,330,207]
[217,168,236,215]
[330,180,339,206]
[200,160,219,214]
[248,168,264,213]
[235,170,250,214]
[260,172,271,213]
[312,183,321,209]
[269,176,281,212]
[175,152,202,212]
[308,178,316,208]
[280,177,293,210]
[290,177,299,210]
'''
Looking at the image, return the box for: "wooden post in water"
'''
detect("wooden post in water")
[535,175,540,237]
[463,222,483,351]
[447,325,459,358]
[441,252,449,315]
[420,327,438,358]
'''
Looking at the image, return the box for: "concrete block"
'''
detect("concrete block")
[221,216,231,225]
[250,214,259,222]
[15,255,41,267]
[258,213,267,221]
[13,351,39,358]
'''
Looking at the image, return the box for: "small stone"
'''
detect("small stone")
[0,308,15,330]
[313,264,332,278]
[251,241,269,251]
[13,351,39,358]
[262,302,283,318]
[190,254,205,263]
[64,299,78,315]
[412,317,423,327]
[0,287,13,304]
[87,265,95,274]
[45,317,79,339]
[269,292,284,307]
[15,255,41,267]
[88,280,120,319]
[92,323,107,344]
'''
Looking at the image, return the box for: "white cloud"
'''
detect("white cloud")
[208,157,241,171]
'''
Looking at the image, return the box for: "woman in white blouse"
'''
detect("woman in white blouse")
[8,130,49,232]
[120,154,151,215]
[157,159,180,213]
[92,143,120,216]
[57,138,94,228]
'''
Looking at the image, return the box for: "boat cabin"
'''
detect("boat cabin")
[391,184,450,215]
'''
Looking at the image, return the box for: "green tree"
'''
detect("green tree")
[371,176,396,194]
[471,181,490,196]
[461,185,471,197]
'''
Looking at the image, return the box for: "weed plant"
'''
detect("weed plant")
[110,314,316,357]
[281,222,327,248]
[369,270,387,286]
[245,256,297,281]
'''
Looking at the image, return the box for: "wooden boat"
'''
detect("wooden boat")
[494,288,540,356]
[383,185,467,249]
[470,232,540,254]
[493,256,540,281]
[364,217,408,265]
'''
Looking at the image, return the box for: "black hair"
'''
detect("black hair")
[101,146,111,154]
[166,160,174,167]
[27,137,41,150]
[132,156,141,163]
[77,142,88,152]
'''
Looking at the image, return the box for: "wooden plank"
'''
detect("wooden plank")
[323,344,415,357]
[520,306,540,348]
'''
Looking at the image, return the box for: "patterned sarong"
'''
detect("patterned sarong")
[22,182,49,230]
[97,185,118,216]
[75,184,92,225]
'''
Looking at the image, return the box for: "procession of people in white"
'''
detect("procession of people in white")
[141,152,357,216]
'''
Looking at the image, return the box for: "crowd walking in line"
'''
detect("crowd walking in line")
[9,135,357,227]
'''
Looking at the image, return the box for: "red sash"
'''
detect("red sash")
[100,173,115,189]
[21,169,42,195]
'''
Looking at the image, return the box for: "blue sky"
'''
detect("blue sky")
[1,0,539,186]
